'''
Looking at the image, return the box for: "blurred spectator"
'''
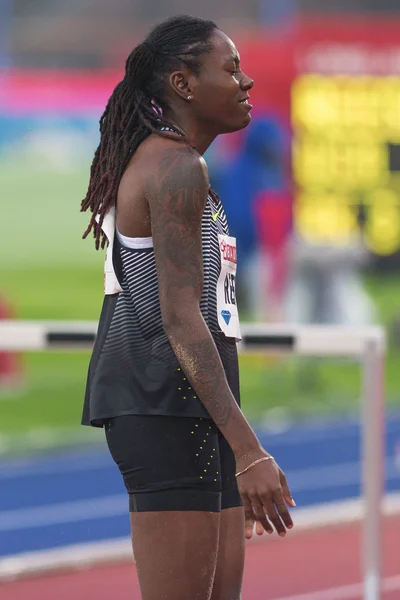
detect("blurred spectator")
[212,115,291,320]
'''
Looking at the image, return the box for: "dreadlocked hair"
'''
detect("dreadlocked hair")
[81,14,218,249]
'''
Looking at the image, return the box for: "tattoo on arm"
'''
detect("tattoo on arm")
[147,147,235,428]
[149,147,206,297]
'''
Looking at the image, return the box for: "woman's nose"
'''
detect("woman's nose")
[241,74,254,90]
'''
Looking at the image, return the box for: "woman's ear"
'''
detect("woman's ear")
[169,71,194,102]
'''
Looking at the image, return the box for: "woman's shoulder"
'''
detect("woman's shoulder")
[129,134,209,186]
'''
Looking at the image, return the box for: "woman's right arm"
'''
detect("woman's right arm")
[147,145,295,536]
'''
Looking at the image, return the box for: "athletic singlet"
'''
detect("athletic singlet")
[82,147,241,427]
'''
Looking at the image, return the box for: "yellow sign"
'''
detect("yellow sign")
[292,75,400,255]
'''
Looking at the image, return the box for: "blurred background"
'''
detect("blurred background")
[1,1,400,599]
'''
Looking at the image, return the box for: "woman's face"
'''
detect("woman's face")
[189,29,254,134]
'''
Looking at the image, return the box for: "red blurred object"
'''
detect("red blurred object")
[255,191,293,320]
[1,16,400,115]
[0,296,23,390]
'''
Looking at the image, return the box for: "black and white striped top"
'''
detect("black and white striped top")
[82,152,240,427]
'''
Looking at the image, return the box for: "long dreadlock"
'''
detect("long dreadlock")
[81,15,218,249]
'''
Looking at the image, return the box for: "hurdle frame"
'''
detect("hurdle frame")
[0,320,386,600]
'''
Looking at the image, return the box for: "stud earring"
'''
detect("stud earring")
[187,95,193,100]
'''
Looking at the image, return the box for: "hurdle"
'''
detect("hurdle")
[0,320,386,600]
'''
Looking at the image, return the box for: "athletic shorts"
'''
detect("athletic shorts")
[105,414,242,513]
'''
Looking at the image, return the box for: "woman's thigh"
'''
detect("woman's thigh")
[211,506,245,600]
[131,509,220,600]
[105,415,244,599]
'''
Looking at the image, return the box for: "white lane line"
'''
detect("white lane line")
[0,537,133,580]
[0,427,103,458]
[1,491,400,535]
[0,495,127,532]
[270,574,400,600]
[0,452,111,480]
[288,458,399,492]
[1,496,400,582]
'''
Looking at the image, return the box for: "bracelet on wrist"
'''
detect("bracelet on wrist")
[235,456,275,478]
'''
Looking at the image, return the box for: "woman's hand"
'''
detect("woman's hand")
[245,509,265,540]
[236,450,296,539]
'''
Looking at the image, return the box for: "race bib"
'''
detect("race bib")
[217,235,241,341]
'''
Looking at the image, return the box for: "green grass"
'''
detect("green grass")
[1,266,103,320]
[1,353,91,433]
[1,162,400,453]
[0,164,95,269]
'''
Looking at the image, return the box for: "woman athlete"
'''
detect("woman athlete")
[81,15,295,600]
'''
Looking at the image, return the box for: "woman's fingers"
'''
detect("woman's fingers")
[243,495,256,539]
[255,521,264,536]
[262,497,287,537]
[249,493,273,535]
[243,494,270,539]
[260,484,293,536]
[280,470,296,508]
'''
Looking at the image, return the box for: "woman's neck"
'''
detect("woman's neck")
[163,110,216,155]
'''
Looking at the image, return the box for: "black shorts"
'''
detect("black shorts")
[105,415,242,513]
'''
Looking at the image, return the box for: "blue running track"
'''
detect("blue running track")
[1,415,400,558]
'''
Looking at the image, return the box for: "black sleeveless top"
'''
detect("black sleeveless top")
[82,152,240,427]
